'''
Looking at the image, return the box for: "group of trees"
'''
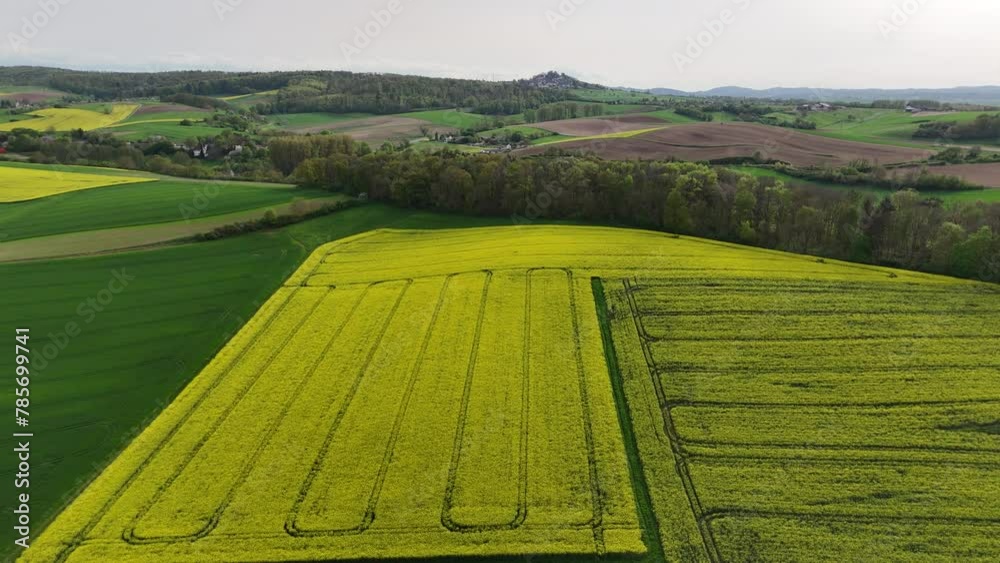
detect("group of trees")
[0,67,294,99]
[773,161,980,192]
[522,102,606,123]
[915,114,1000,141]
[272,135,1000,282]
[252,73,569,116]
[0,67,577,116]
[674,106,713,121]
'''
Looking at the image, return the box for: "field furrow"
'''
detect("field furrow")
[445,272,527,530]
[372,273,493,531]
[525,270,595,528]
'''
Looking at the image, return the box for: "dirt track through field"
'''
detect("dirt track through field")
[894,163,1000,188]
[0,196,345,262]
[533,115,668,136]
[522,122,933,167]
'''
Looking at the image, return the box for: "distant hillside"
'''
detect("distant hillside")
[647,85,1000,105]
[0,66,576,115]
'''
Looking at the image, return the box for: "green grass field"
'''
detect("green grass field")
[94,102,216,140]
[116,104,211,124]
[597,103,659,115]
[106,121,227,142]
[795,109,1000,148]
[265,112,373,130]
[731,165,1000,203]
[399,109,498,130]
[0,174,325,242]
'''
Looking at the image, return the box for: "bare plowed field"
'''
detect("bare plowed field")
[895,163,1000,188]
[533,115,667,136]
[524,122,933,167]
[295,115,454,143]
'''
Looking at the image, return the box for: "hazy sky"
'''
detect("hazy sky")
[2,0,997,90]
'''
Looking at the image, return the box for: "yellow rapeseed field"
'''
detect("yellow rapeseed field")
[0,103,138,132]
[24,226,998,563]
[0,164,154,202]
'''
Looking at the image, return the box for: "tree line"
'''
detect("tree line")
[254,74,569,116]
[915,114,1000,141]
[522,103,607,123]
[272,136,1000,282]
[0,67,575,115]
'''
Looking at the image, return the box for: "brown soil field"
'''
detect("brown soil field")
[296,115,454,143]
[894,162,1000,188]
[522,122,933,167]
[134,104,209,116]
[533,114,667,136]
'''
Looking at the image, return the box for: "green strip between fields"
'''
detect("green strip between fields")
[591,277,667,563]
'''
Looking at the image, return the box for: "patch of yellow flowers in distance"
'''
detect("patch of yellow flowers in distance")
[0,164,154,202]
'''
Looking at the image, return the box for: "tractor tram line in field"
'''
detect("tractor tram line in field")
[122,286,349,543]
[621,279,723,563]
[441,271,526,534]
[608,273,1000,562]
[23,227,1000,563]
[28,255,645,560]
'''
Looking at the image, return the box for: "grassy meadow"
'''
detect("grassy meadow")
[0,171,325,241]
[265,112,373,130]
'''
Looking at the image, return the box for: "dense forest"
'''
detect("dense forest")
[0,67,576,115]
[256,74,569,115]
[271,136,1000,282]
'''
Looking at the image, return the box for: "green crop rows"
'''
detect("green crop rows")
[603,275,1000,562]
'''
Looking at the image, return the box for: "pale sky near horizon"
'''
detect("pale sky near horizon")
[1,0,997,91]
